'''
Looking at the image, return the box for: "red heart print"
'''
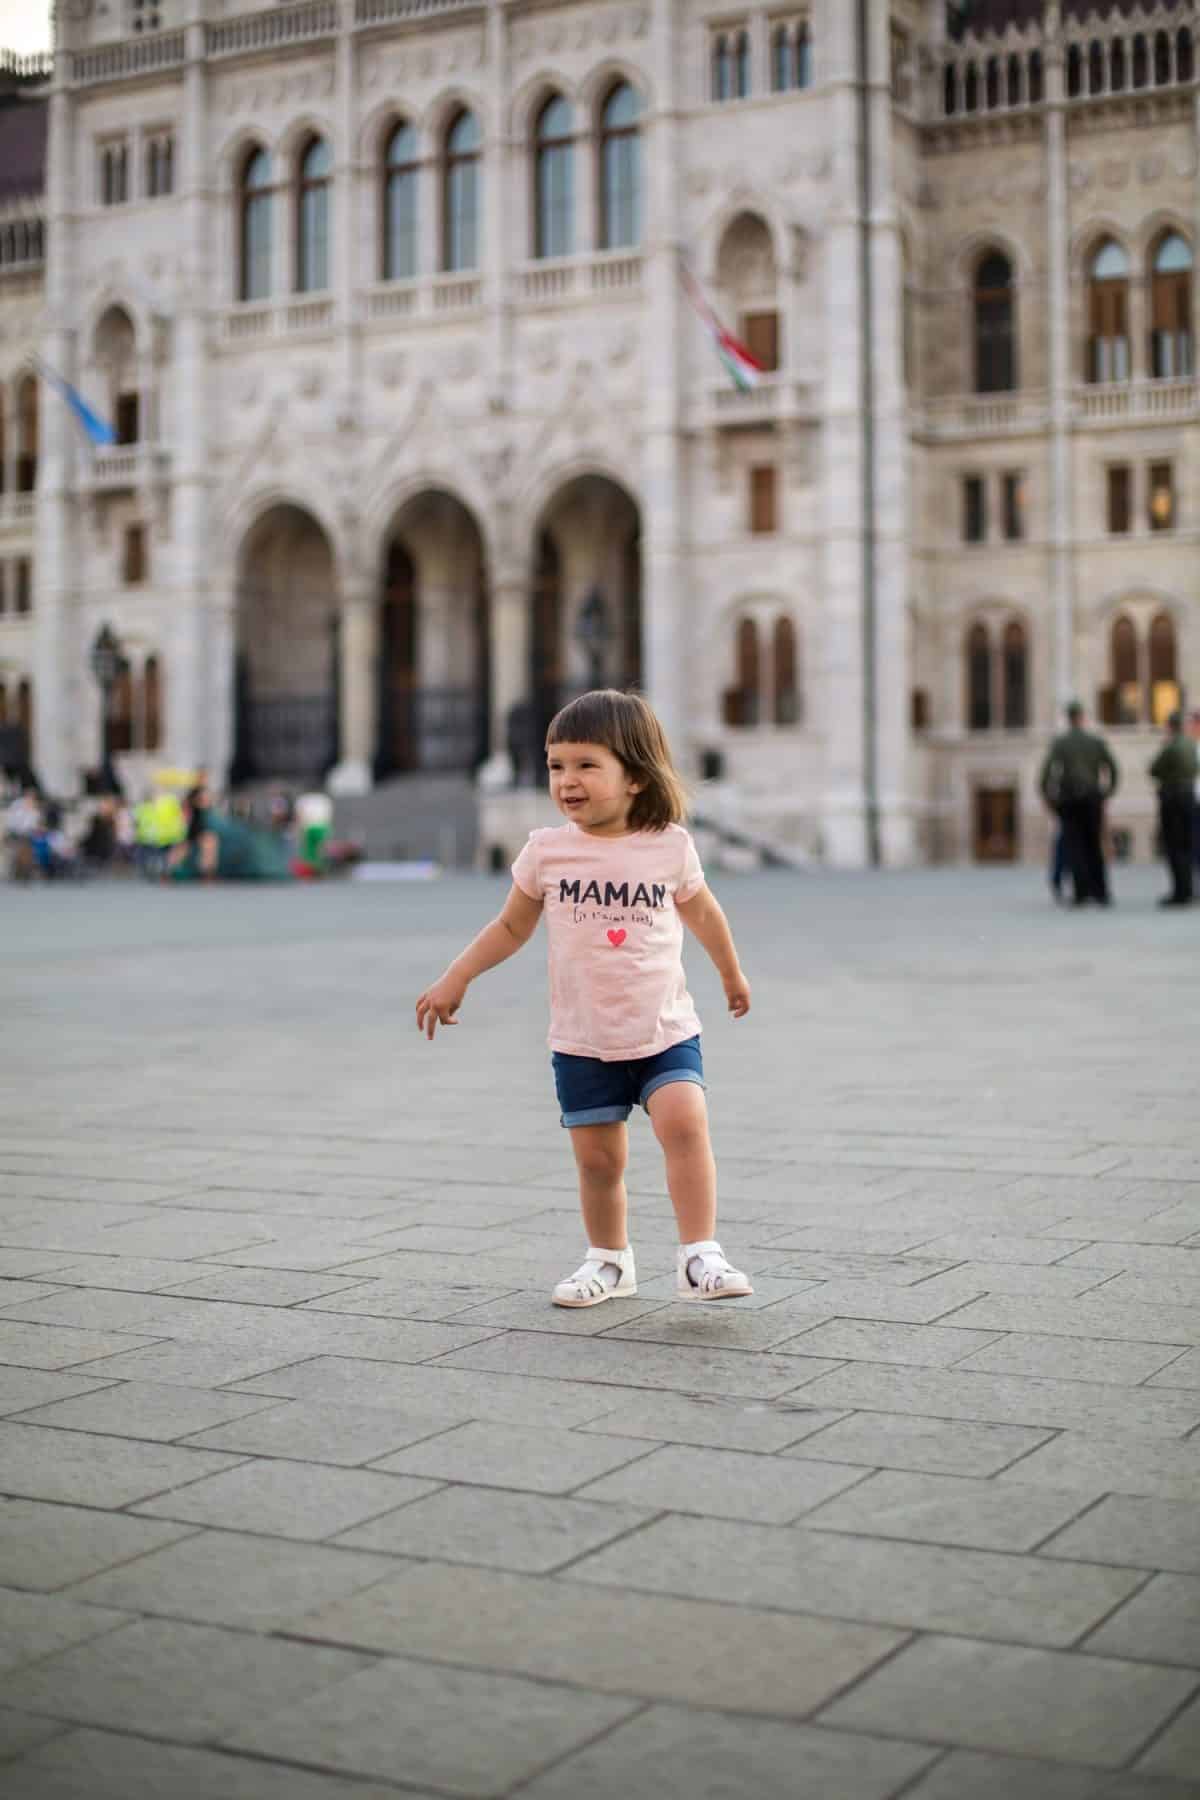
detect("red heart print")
[607,929,627,947]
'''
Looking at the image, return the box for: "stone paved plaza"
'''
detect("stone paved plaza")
[3,865,1200,1799]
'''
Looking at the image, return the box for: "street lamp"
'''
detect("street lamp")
[89,623,126,794]
[574,585,610,690]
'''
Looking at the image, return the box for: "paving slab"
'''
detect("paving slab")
[224,1654,639,1798]
[781,1409,1054,1476]
[294,1560,908,1718]
[0,1614,371,1742]
[1138,1694,1200,1783]
[800,1468,1095,1553]
[65,1530,400,1631]
[904,1748,1200,1800]
[0,1709,71,1764]
[181,1398,460,1466]
[581,1391,851,1452]
[819,1634,1199,1767]
[0,1730,432,1800]
[1085,1573,1200,1667]
[131,1457,441,1541]
[0,1423,247,1507]
[335,1483,650,1572]
[1042,1495,1200,1574]
[0,1587,130,1673]
[516,1705,937,1800]
[574,1441,868,1523]
[0,1500,194,1592]
[14,1380,281,1442]
[368,1418,657,1492]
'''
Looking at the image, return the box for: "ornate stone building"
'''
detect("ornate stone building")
[0,0,1196,865]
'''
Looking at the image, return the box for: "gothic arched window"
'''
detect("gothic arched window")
[296,136,332,294]
[599,83,641,251]
[723,618,761,727]
[383,120,419,281]
[735,31,751,99]
[773,616,799,725]
[1150,232,1193,379]
[967,622,992,731]
[534,95,573,260]
[1148,612,1179,723]
[1088,239,1131,383]
[443,109,481,272]
[1002,621,1029,730]
[15,375,37,493]
[239,145,272,301]
[974,251,1016,394]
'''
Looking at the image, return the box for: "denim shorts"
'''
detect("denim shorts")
[551,1035,705,1128]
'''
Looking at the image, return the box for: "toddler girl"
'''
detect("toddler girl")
[415,689,753,1307]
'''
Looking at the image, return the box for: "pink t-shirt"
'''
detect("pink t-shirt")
[512,821,706,1061]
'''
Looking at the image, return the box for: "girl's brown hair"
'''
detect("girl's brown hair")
[545,689,689,831]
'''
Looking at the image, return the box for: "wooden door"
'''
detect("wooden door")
[973,785,1018,862]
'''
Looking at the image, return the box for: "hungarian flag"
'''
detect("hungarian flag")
[678,260,765,392]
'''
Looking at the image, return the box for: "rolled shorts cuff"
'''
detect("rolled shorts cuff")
[559,1103,632,1129]
[639,1068,706,1109]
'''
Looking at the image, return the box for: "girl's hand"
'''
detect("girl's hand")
[724,971,751,1018]
[415,975,467,1039]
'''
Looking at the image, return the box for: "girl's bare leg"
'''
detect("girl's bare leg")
[568,1121,629,1249]
[646,1082,717,1243]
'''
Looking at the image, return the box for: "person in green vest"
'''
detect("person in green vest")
[1038,702,1119,907]
[1149,711,1198,908]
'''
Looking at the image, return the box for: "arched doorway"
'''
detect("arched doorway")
[231,504,338,782]
[376,490,489,775]
[530,474,641,770]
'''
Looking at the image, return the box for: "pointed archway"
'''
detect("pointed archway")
[231,504,338,783]
[375,489,490,775]
[530,474,641,766]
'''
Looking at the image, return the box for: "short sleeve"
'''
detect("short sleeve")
[676,830,705,903]
[511,832,542,900]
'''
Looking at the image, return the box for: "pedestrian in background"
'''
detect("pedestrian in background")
[1149,711,1197,909]
[1038,702,1119,907]
[1189,709,1200,872]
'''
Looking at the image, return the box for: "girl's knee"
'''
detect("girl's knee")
[650,1086,710,1153]
[572,1129,627,1182]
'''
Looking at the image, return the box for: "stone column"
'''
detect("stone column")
[329,579,378,794]
[32,65,79,795]
[484,0,514,409]
[864,0,915,865]
[1044,8,1075,713]
[818,0,870,865]
[641,0,686,756]
[168,3,216,776]
[488,568,530,767]
[333,3,359,411]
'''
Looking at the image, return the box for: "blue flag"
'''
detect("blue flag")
[33,357,118,448]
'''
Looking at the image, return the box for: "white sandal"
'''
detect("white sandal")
[676,1240,753,1301]
[552,1245,637,1308]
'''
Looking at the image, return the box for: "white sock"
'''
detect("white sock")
[682,1240,720,1285]
[589,1248,627,1290]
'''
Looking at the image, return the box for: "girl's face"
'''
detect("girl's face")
[547,741,642,836]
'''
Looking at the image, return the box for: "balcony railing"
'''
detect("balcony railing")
[71,31,185,86]
[221,297,336,343]
[431,273,483,313]
[707,373,817,427]
[515,252,643,304]
[0,495,35,530]
[207,1,338,59]
[355,0,482,24]
[917,392,1049,439]
[1074,377,1199,424]
[84,445,171,492]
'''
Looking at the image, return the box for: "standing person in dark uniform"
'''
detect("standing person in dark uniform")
[1149,712,1198,908]
[1038,702,1119,906]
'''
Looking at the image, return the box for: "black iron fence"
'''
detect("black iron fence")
[231,691,337,785]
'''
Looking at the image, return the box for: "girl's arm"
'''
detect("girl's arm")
[677,883,751,1018]
[416,883,543,1039]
